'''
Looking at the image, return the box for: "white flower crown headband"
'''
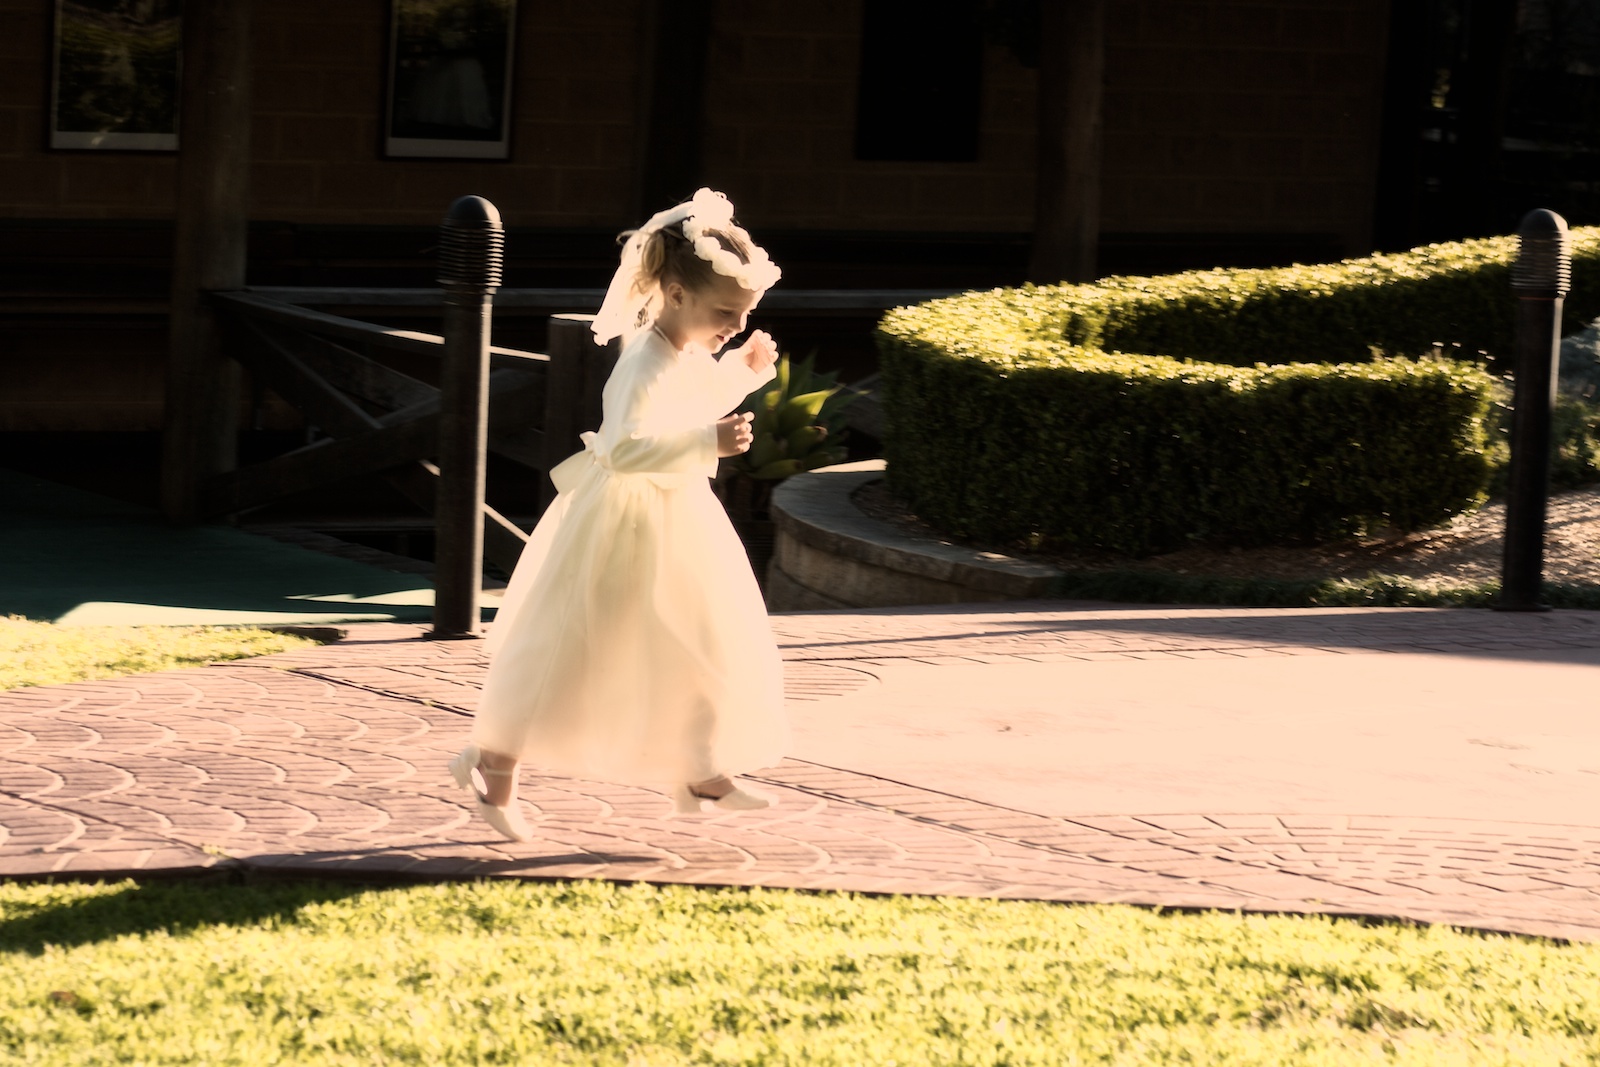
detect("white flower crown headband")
[591,188,781,345]
[681,189,782,293]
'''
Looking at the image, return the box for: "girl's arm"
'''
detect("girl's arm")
[712,330,779,414]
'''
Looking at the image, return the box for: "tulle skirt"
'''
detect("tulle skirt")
[474,458,787,786]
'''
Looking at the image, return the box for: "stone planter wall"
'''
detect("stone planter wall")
[766,460,1067,611]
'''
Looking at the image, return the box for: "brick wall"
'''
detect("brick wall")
[252,0,647,227]
[697,0,1388,252]
[0,0,647,228]
[699,0,1040,232]
[0,322,166,431]
[1100,0,1391,251]
[0,0,1389,249]
[0,0,1392,436]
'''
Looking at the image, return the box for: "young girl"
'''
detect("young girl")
[450,189,788,840]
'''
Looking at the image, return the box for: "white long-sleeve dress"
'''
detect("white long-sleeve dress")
[473,327,787,786]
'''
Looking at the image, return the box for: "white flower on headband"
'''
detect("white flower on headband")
[682,188,734,229]
[682,189,782,293]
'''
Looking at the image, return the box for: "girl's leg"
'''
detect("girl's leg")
[681,702,766,806]
[476,748,520,806]
[678,773,770,812]
[683,697,720,791]
[689,775,734,799]
[450,744,533,842]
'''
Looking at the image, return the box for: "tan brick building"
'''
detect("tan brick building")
[0,0,1447,437]
[3,1,1394,241]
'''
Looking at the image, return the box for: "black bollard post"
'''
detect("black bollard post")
[1497,208,1570,612]
[431,195,504,639]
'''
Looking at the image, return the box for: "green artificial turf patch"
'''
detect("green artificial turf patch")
[0,617,320,691]
[3,878,1598,1065]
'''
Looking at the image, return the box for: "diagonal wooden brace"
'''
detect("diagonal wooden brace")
[232,315,389,438]
[203,364,541,543]
[387,461,530,576]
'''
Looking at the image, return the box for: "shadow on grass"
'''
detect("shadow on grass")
[0,874,373,956]
[0,842,667,955]
[239,845,666,881]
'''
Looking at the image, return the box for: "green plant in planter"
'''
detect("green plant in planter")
[717,352,855,521]
[736,352,855,480]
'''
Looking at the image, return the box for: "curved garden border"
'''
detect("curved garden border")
[766,460,1067,611]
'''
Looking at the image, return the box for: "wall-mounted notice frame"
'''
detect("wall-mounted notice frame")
[385,0,517,160]
[50,0,182,151]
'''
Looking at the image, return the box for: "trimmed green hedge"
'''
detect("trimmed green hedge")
[877,333,1495,556]
[870,228,1600,556]
[1051,229,1600,369]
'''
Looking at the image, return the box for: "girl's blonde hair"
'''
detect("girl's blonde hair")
[591,189,778,345]
[620,221,756,301]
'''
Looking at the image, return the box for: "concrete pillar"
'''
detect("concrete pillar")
[161,0,253,522]
[1029,0,1104,285]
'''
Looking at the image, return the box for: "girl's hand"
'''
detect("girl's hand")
[716,411,754,457]
[731,330,778,373]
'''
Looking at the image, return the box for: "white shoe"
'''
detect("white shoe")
[671,780,773,815]
[449,744,534,842]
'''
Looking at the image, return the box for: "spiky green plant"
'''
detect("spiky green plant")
[732,352,855,481]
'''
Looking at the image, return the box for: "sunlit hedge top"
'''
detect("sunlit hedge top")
[882,227,1600,370]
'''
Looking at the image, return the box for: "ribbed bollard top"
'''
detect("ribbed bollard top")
[438,195,504,293]
[1511,208,1571,298]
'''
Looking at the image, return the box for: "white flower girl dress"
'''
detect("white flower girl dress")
[471,326,787,788]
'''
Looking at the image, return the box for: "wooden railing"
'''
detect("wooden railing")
[207,285,913,506]
[200,274,900,633]
[207,288,617,595]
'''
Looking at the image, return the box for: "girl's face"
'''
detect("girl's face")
[658,272,760,353]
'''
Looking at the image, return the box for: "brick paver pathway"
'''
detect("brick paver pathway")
[3,604,1598,944]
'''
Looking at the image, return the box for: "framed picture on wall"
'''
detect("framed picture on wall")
[49,0,182,151]
[385,0,518,160]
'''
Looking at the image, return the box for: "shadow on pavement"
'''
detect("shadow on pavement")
[0,467,437,626]
[776,599,1600,667]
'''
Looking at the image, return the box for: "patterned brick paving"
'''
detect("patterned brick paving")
[3,605,1598,943]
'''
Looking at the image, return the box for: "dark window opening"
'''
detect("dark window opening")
[854,0,985,162]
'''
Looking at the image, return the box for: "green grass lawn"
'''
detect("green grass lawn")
[0,617,318,690]
[3,878,1598,1066]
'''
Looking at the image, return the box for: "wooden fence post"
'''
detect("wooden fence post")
[431,196,504,640]
[540,315,618,511]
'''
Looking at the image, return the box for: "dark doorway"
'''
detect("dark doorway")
[1373,0,1600,250]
